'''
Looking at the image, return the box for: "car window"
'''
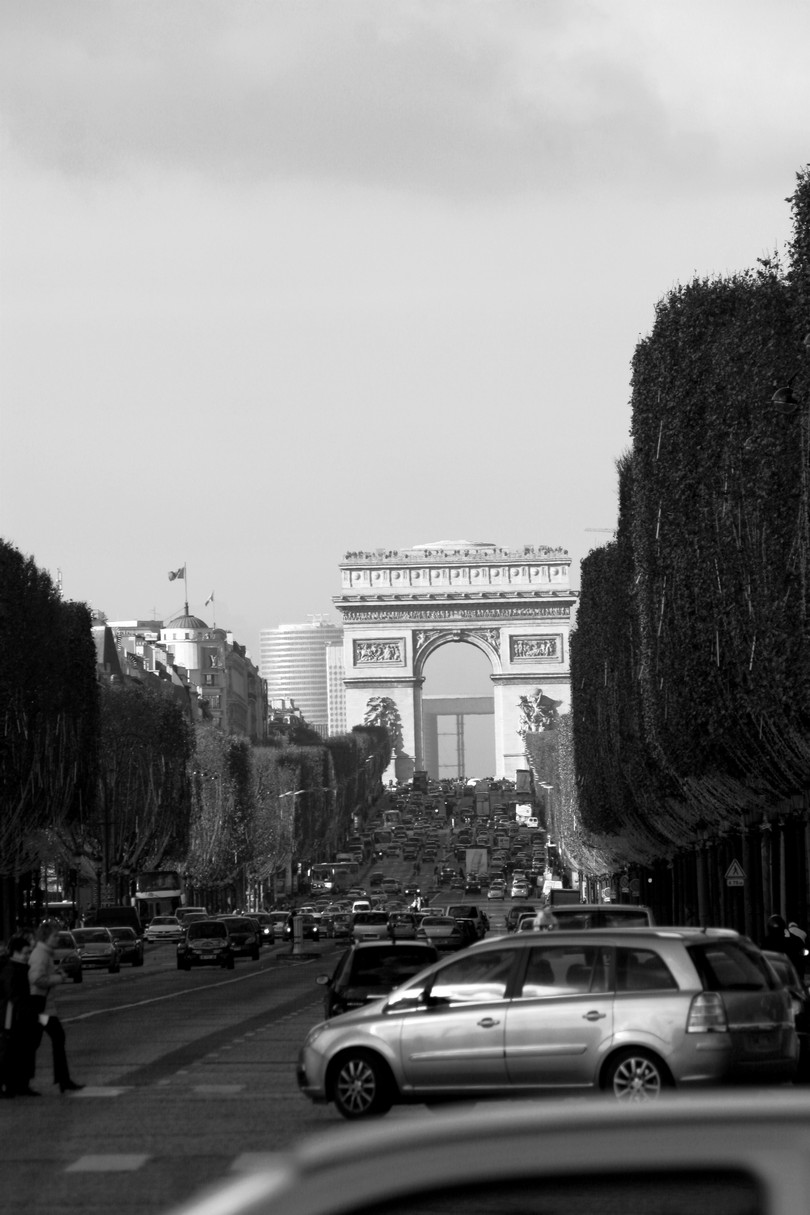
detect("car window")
[518,945,610,997]
[615,948,678,992]
[687,942,777,991]
[187,922,227,939]
[56,933,74,948]
[73,929,110,943]
[349,947,434,986]
[428,949,515,1004]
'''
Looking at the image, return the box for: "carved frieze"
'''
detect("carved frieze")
[353,638,406,666]
[341,605,570,622]
[510,634,563,662]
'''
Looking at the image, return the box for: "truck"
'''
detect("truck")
[465,848,489,879]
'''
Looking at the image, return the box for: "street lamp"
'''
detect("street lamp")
[278,789,305,897]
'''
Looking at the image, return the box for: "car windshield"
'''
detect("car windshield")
[222,919,252,930]
[55,933,75,948]
[151,917,178,925]
[109,928,134,939]
[73,929,110,943]
[187,922,227,939]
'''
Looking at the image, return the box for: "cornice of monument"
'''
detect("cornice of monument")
[340,543,569,565]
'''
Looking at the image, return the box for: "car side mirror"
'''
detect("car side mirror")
[316,974,331,986]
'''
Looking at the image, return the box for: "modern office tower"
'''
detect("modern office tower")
[326,641,348,736]
[259,619,343,736]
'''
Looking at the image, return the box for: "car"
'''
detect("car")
[315,940,439,1019]
[387,912,419,940]
[417,915,469,952]
[351,911,392,943]
[381,878,401,895]
[487,883,506,900]
[144,915,185,943]
[445,904,488,939]
[217,915,261,960]
[510,881,530,899]
[506,904,536,932]
[71,927,121,973]
[549,904,656,929]
[174,1090,810,1215]
[52,930,83,983]
[465,877,481,894]
[253,912,279,944]
[175,906,209,925]
[298,927,797,1119]
[107,925,145,965]
[332,912,353,939]
[763,949,810,1082]
[283,913,320,943]
[368,871,385,887]
[177,919,233,969]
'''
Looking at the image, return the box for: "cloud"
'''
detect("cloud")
[1,0,808,200]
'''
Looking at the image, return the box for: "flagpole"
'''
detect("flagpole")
[184,564,189,615]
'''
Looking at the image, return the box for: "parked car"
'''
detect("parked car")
[177,919,233,970]
[298,927,797,1119]
[52,930,83,983]
[218,915,261,960]
[144,915,185,943]
[316,941,439,1019]
[71,927,121,973]
[108,925,144,966]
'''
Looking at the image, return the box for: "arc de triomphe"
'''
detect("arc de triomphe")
[334,541,576,782]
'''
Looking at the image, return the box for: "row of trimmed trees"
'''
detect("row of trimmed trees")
[0,540,390,934]
[538,166,810,927]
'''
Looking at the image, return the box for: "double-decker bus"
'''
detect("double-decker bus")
[133,870,183,922]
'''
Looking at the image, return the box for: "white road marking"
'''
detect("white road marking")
[65,1154,149,1172]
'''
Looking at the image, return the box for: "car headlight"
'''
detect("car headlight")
[304,1023,331,1048]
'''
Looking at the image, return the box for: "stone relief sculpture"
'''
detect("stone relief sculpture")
[512,635,559,660]
[517,688,561,737]
[364,696,404,753]
[354,639,403,664]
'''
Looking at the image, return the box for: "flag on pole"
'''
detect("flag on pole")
[168,566,185,581]
[205,591,215,606]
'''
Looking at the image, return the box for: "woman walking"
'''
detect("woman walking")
[28,921,84,1093]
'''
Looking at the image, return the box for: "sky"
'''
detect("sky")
[2,0,809,704]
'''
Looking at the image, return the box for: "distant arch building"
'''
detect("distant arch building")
[333,541,576,781]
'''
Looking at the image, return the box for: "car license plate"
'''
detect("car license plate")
[201,953,215,960]
[747,1032,775,1053]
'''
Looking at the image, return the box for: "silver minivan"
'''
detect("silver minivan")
[297,927,797,1119]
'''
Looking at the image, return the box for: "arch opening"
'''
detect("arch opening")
[421,638,495,781]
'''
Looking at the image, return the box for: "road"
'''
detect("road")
[0,827,518,1215]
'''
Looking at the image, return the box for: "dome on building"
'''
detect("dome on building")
[166,613,208,630]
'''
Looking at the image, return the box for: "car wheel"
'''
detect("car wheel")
[251,947,260,961]
[177,958,188,970]
[73,971,83,984]
[134,955,144,967]
[602,1048,670,1102]
[331,1049,393,1120]
[109,962,120,974]
[226,955,235,970]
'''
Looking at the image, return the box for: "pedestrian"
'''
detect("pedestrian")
[0,933,40,1097]
[762,914,805,975]
[28,920,84,1094]
[787,921,808,977]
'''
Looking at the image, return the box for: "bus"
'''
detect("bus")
[133,870,183,922]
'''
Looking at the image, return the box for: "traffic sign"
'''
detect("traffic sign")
[725,860,746,884]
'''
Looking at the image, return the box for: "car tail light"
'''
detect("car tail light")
[686,992,728,1033]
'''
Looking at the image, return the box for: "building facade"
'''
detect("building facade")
[108,613,266,741]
